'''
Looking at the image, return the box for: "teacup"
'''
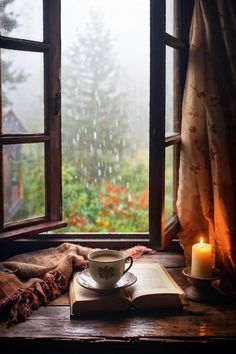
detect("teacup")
[88,249,133,288]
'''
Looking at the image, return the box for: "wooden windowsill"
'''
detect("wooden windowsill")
[1,252,236,353]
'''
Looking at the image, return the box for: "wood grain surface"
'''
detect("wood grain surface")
[1,252,236,353]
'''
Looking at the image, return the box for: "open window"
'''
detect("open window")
[0,0,193,250]
[0,0,65,240]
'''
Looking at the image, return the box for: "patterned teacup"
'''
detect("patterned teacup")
[88,249,133,288]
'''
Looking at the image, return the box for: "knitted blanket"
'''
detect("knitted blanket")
[0,243,153,326]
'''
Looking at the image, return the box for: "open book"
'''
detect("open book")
[69,262,188,317]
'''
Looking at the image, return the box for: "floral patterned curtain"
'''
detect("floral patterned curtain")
[177,0,236,284]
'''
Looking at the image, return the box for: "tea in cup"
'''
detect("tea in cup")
[88,249,133,288]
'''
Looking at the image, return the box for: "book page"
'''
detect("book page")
[125,262,186,301]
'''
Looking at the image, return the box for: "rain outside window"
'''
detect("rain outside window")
[1,0,150,233]
[61,0,150,233]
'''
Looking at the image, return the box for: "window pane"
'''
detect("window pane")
[165,46,177,136]
[0,0,43,41]
[166,0,176,37]
[1,49,44,134]
[61,0,149,233]
[165,146,174,223]
[3,143,45,224]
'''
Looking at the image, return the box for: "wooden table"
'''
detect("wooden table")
[1,252,236,353]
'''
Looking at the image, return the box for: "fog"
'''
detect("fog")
[3,0,150,133]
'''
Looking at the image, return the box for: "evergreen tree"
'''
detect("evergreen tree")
[0,0,26,107]
[62,12,129,184]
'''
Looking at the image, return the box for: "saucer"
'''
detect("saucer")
[77,269,137,293]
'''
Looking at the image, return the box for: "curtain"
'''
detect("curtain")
[177,0,236,285]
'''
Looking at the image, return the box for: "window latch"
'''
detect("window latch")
[55,91,61,116]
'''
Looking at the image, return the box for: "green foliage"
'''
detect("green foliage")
[12,145,45,221]
[62,163,149,233]
[11,154,172,233]
[119,160,148,193]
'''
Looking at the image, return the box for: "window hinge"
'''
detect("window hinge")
[55,91,61,116]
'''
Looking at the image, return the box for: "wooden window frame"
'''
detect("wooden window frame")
[163,0,195,249]
[0,0,66,241]
[0,0,194,252]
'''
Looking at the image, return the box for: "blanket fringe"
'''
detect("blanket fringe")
[0,270,67,327]
[124,245,155,259]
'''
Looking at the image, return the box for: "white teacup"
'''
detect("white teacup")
[88,249,133,288]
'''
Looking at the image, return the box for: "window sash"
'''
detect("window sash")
[0,0,66,239]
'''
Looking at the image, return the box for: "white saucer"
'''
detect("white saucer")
[77,269,137,293]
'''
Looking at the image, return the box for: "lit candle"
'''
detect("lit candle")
[191,237,212,278]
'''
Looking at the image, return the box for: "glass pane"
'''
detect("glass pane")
[61,0,149,233]
[0,0,43,41]
[165,146,174,223]
[166,0,176,36]
[165,46,177,136]
[3,143,45,224]
[1,49,44,134]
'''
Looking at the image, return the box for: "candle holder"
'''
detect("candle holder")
[182,267,222,302]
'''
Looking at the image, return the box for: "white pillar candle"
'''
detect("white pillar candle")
[191,238,212,278]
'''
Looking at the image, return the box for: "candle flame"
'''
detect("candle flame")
[200,237,204,247]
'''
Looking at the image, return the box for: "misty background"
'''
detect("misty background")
[1,0,174,231]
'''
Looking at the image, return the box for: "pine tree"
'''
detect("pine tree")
[0,0,26,107]
[62,12,129,184]
[0,0,17,34]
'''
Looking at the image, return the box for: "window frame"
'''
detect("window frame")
[0,0,66,241]
[0,0,194,250]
